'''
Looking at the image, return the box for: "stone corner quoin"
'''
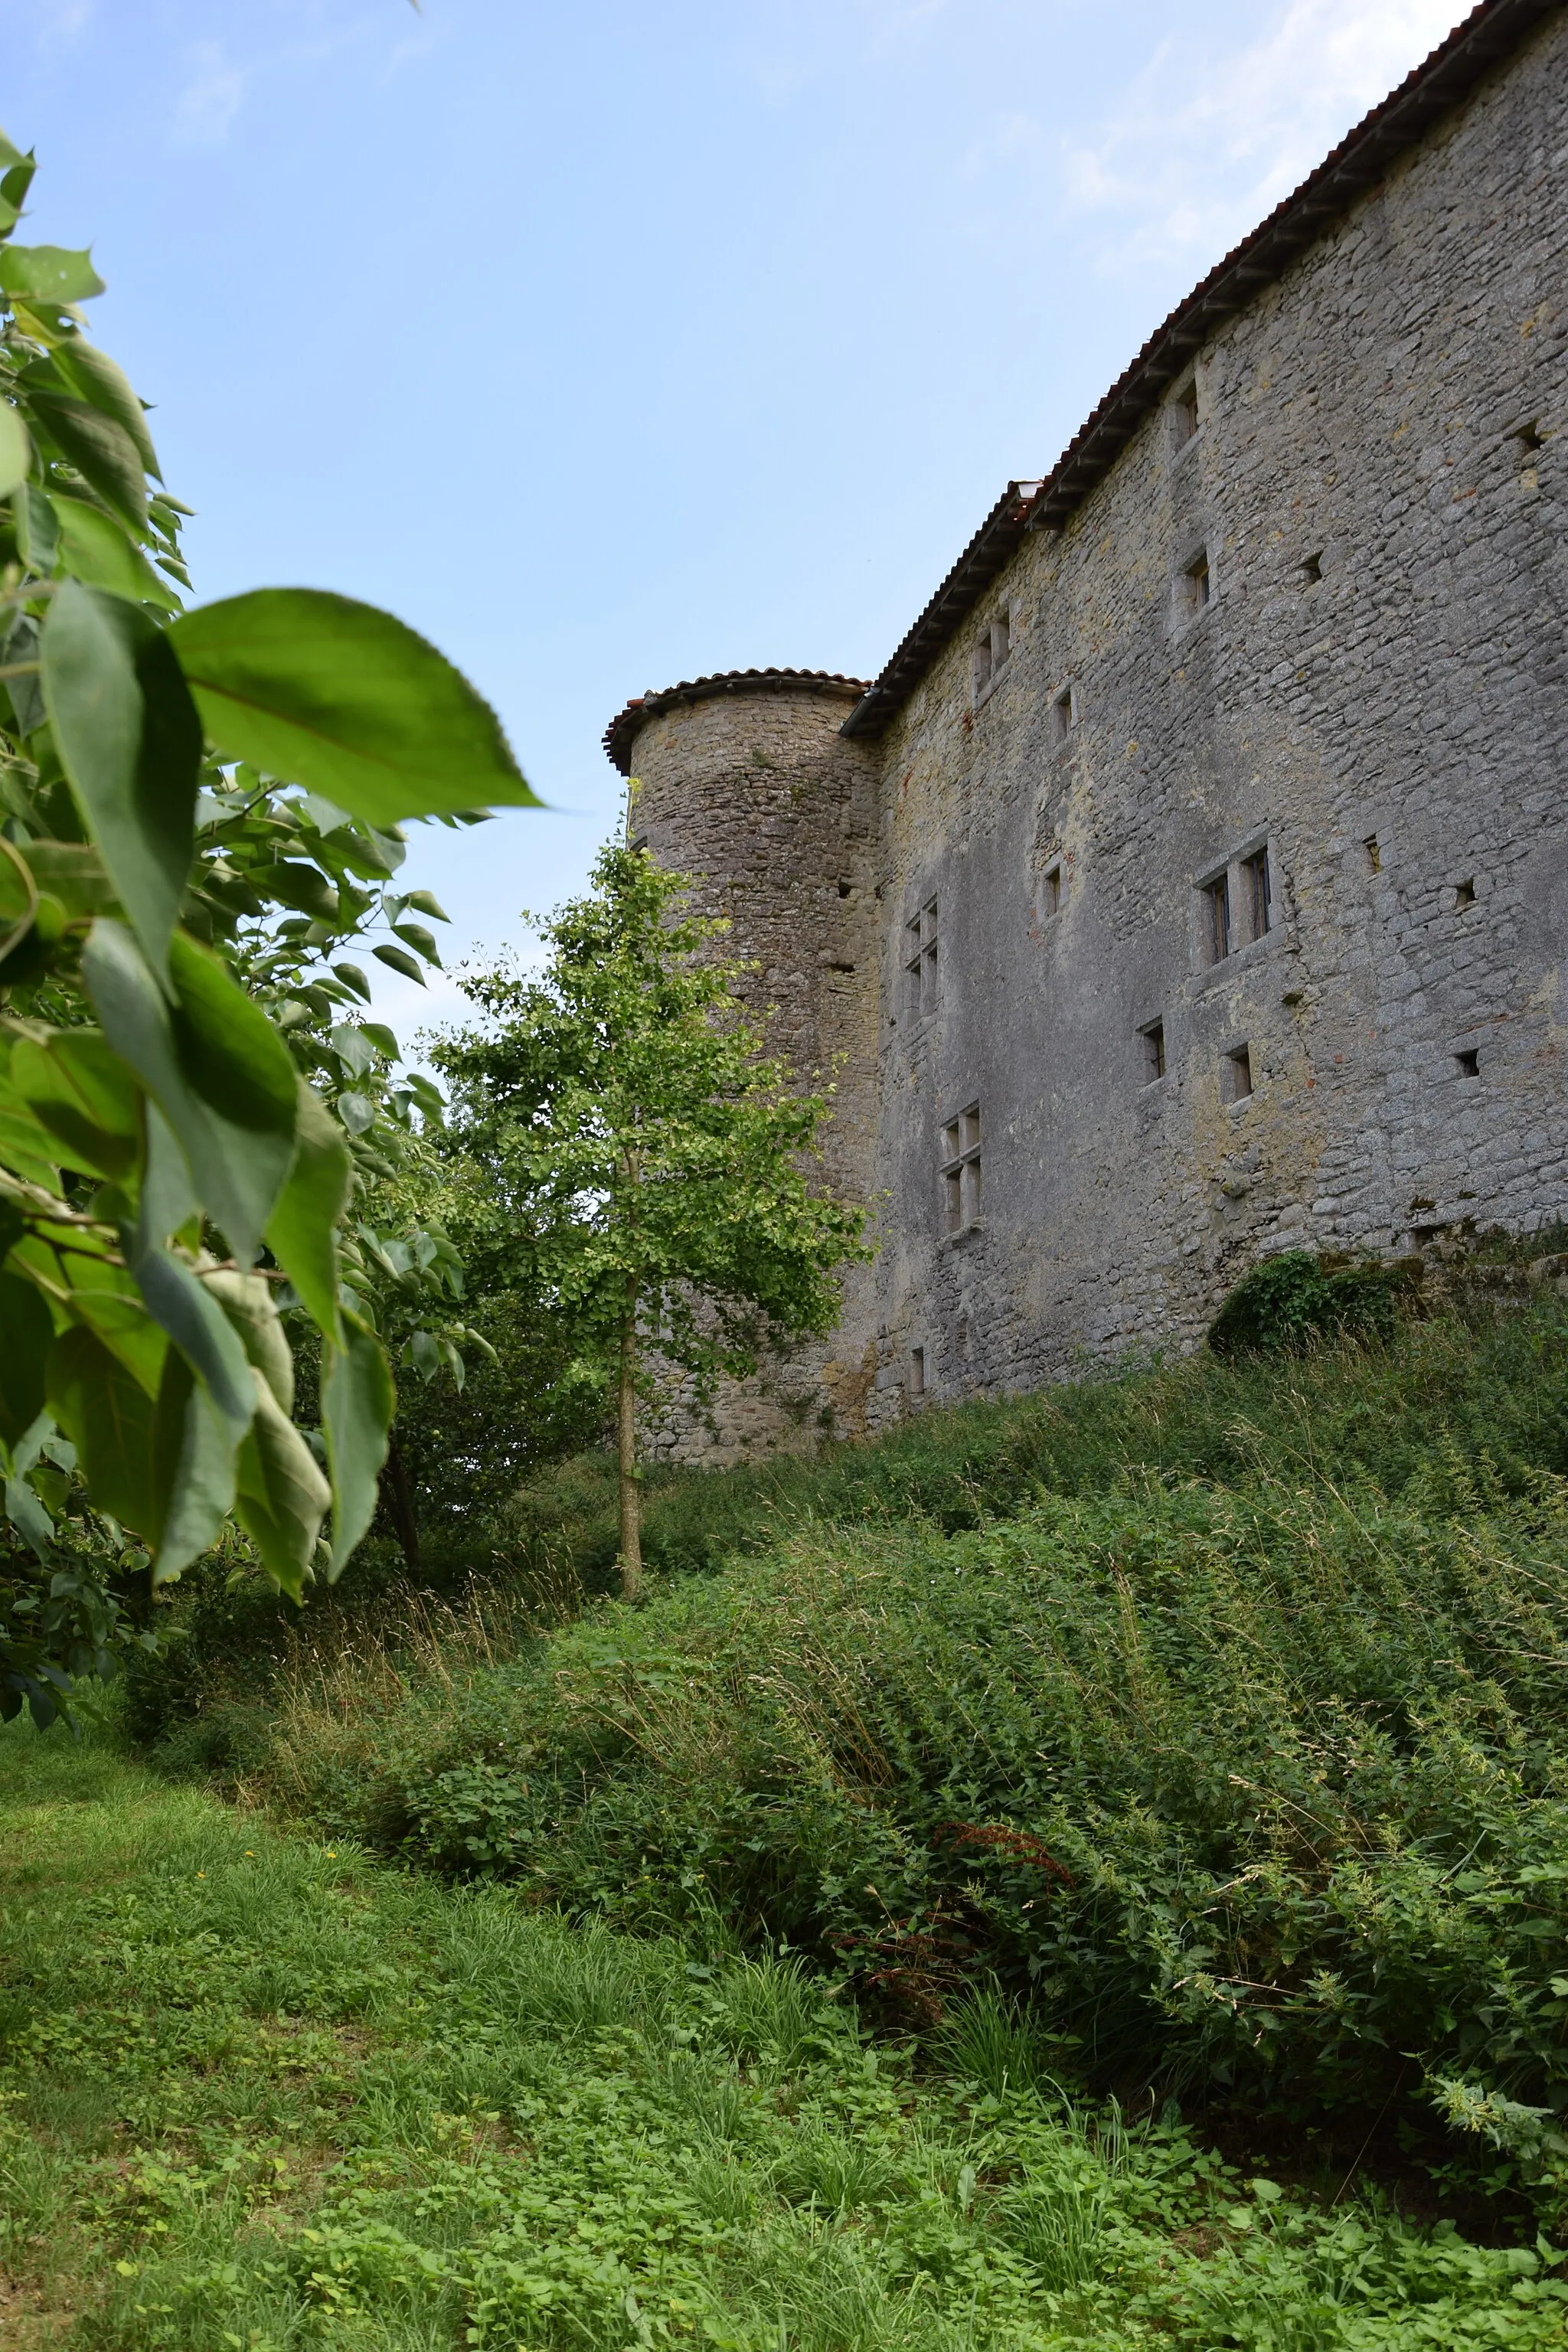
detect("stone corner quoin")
[599,0,1568,1462]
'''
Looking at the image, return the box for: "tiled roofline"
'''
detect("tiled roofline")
[840,0,1561,740]
[603,667,868,776]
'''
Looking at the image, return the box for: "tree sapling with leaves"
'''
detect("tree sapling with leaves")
[434,826,871,1598]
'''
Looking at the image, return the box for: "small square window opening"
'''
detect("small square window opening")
[1203,871,1231,964]
[1241,846,1272,942]
[940,1104,982,1233]
[1142,1021,1166,1083]
[1302,551,1323,583]
[1455,1048,1481,1079]
[909,1345,926,1399]
[1455,877,1475,910]
[904,897,939,1017]
[1223,1044,1253,1104]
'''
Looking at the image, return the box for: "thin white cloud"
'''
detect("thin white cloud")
[1062,0,1469,271]
[172,41,247,149]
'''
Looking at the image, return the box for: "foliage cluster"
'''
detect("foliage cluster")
[0,137,533,1722]
[187,1300,1568,2219]
[5,1727,1565,2350]
[1206,1251,1416,1359]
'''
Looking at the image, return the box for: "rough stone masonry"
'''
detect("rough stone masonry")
[603,0,1567,1461]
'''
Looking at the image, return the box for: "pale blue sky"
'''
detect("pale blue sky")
[4,0,1465,1039]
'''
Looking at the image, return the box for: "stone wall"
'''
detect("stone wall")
[864,8,1566,1422]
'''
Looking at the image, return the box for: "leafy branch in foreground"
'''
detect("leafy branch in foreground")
[0,128,537,1722]
[434,825,870,1599]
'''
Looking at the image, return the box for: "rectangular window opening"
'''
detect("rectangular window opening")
[909,1345,925,1399]
[1203,871,1231,964]
[1142,1021,1166,1083]
[1364,835,1382,874]
[1042,862,1063,916]
[1241,846,1272,942]
[1051,686,1073,743]
[971,635,991,697]
[1454,877,1475,910]
[1183,550,1211,614]
[1171,381,1199,450]
[1517,420,1543,454]
[1223,1044,1253,1104]
[991,613,1011,671]
[1455,1048,1480,1079]
[904,897,939,1016]
[940,1103,982,1234]
[1301,550,1323,583]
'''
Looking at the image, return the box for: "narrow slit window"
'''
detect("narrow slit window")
[940,1105,982,1233]
[909,1345,926,1399]
[1142,1021,1166,1083]
[1203,871,1231,964]
[972,635,992,697]
[991,613,1011,671]
[1182,550,1211,616]
[1051,687,1073,743]
[1455,1048,1480,1079]
[1171,382,1199,450]
[904,897,939,1017]
[1301,550,1323,583]
[1454,877,1475,910]
[1223,1044,1253,1104]
[1364,835,1382,874]
[1241,846,1272,942]
[1042,863,1063,916]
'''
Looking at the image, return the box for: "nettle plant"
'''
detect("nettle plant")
[0,136,534,1723]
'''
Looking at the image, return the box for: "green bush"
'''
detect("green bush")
[1207,1248,1413,1356]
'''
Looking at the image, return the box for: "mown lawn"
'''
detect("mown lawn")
[2,1727,1565,2350]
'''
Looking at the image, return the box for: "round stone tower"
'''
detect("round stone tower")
[603,668,881,1460]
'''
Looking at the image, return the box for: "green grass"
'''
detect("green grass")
[4,1726,1566,2349]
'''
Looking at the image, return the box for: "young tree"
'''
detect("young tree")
[435,836,871,1596]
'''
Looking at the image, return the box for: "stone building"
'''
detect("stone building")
[603,0,1567,1458]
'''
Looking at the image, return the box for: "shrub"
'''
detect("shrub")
[1207,1249,1413,1357]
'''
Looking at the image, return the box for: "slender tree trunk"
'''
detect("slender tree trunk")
[385,1431,421,1573]
[616,1275,642,1600]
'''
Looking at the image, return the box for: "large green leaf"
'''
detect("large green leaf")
[265,1080,350,1342]
[0,245,106,302]
[148,1354,237,1583]
[0,837,39,963]
[41,582,201,978]
[46,1323,161,1532]
[48,339,161,479]
[11,1029,142,1182]
[0,403,28,501]
[28,395,148,534]
[320,1310,394,1579]
[81,920,295,1263]
[235,1370,330,1602]
[0,1270,54,1451]
[204,1268,293,1415]
[168,590,540,828]
[51,496,180,612]
[129,1246,256,1441]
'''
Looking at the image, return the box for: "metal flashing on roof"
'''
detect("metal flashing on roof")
[840,0,1560,739]
[603,667,868,776]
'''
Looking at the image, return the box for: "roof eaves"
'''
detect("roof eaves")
[841,0,1560,739]
[603,666,869,776]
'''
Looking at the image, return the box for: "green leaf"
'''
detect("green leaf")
[48,338,160,479]
[18,840,116,919]
[204,1268,293,1414]
[391,920,442,965]
[15,483,58,576]
[332,962,372,1004]
[11,1028,142,1181]
[28,395,148,534]
[399,889,449,923]
[51,495,179,611]
[321,1309,393,1579]
[168,590,540,827]
[359,1023,400,1060]
[41,580,201,978]
[148,1354,237,1583]
[264,1081,349,1342]
[372,942,426,986]
[234,1370,330,1601]
[46,1323,161,1532]
[129,1247,256,1439]
[0,403,28,501]
[0,1271,54,1451]
[0,837,39,963]
[167,930,297,1138]
[0,244,105,302]
[80,921,294,1263]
